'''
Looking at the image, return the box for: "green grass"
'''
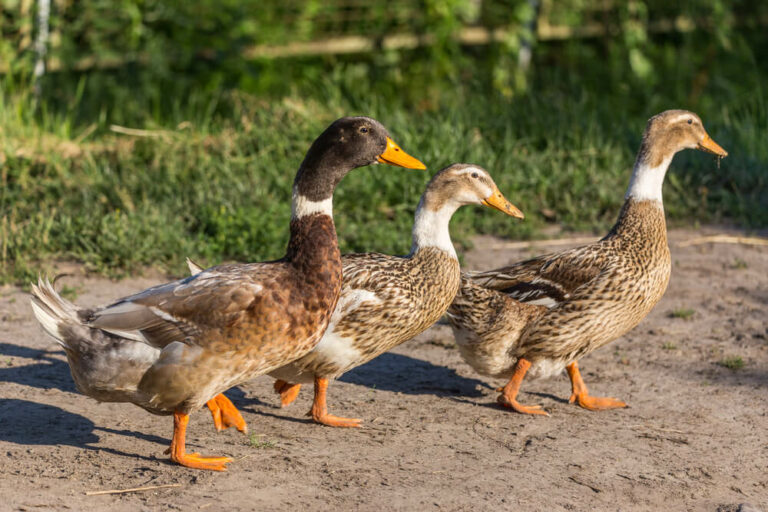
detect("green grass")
[58,284,81,301]
[729,258,748,270]
[661,342,678,350]
[1,69,767,284]
[669,308,696,320]
[717,356,745,370]
[248,433,277,449]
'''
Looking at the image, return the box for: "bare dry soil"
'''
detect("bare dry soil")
[1,229,766,511]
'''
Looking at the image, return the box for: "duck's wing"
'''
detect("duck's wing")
[86,262,280,349]
[337,253,412,306]
[467,243,606,308]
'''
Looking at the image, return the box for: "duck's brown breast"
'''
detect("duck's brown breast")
[238,213,343,365]
[138,214,343,411]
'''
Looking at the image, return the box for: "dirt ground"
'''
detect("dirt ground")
[1,228,766,511]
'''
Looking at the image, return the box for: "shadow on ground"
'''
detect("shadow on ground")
[0,399,100,447]
[0,342,78,394]
[340,352,489,397]
[0,399,165,462]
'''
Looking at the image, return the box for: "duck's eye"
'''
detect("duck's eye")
[471,172,479,178]
[687,119,693,125]
[360,127,369,133]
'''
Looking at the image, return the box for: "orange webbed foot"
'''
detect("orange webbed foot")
[309,376,362,428]
[497,392,549,416]
[309,410,363,428]
[496,358,549,416]
[169,411,233,472]
[569,392,627,411]
[172,452,233,472]
[273,379,302,408]
[206,394,248,434]
[566,361,628,412]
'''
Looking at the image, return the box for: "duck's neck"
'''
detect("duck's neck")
[607,197,669,249]
[291,186,334,220]
[285,153,350,265]
[624,139,674,205]
[285,209,340,271]
[410,194,459,259]
[611,146,673,241]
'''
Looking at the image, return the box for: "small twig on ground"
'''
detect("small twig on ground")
[627,424,686,434]
[568,476,602,493]
[85,483,182,496]
[637,432,689,445]
[677,235,768,248]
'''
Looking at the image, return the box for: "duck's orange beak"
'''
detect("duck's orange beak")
[698,134,728,157]
[377,137,427,169]
[482,184,524,219]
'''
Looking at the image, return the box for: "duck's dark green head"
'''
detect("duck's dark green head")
[295,116,425,203]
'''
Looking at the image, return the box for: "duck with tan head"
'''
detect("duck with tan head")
[447,110,728,416]
[259,163,524,427]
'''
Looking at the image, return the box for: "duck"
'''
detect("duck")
[257,163,523,427]
[30,116,426,470]
[446,110,728,416]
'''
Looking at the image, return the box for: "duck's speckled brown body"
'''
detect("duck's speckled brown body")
[30,116,426,469]
[268,163,524,427]
[447,110,728,415]
[451,198,670,380]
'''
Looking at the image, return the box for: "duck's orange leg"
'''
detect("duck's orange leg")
[497,358,549,416]
[566,361,627,410]
[206,393,248,433]
[169,411,233,471]
[273,379,302,407]
[309,376,361,428]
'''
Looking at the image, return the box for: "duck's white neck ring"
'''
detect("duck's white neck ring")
[625,155,673,204]
[291,186,333,220]
[410,199,459,258]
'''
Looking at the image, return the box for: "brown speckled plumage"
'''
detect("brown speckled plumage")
[269,164,523,425]
[272,246,460,381]
[450,199,670,379]
[447,110,728,412]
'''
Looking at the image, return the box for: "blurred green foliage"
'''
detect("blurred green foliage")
[0,0,766,282]
[2,0,765,101]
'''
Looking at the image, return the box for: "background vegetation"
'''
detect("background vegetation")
[1,0,766,283]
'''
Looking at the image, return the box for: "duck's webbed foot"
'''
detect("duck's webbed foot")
[169,411,233,471]
[497,358,549,416]
[308,376,362,428]
[566,361,627,411]
[206,393,248,433]
[273,379,302,407]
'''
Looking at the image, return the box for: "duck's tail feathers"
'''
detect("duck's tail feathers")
[186,257,204,276]
[30,276,82,348]
[30,275,161,407]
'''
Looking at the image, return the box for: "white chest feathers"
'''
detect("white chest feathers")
[312,289,382,369]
